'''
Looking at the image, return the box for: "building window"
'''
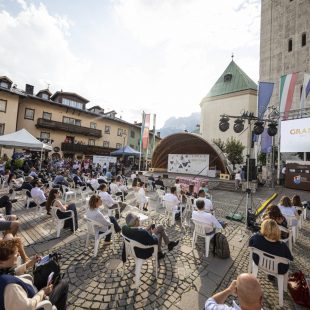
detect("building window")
[302,33,307,47]
[0,123,5,135]
[40,132,50,139]
[42,93,49,100]
[103,141,109,147]
[63,116,81,126]
[42,112,52,120]
[117,128,123,136]
[90,122,97,129]
[62,98,83,109]
[0,81,9,89]
[88,139,95,146]
[24,108,35,120]
[105,125,111,134]
[116,143,122,148]
[288,38,293,52]
[130,130,135,138]
[0,99,7,112]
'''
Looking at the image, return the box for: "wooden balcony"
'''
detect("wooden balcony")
[61,142,116,155]
[36,118,102,137]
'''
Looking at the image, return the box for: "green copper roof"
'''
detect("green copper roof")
[206,60,257,98]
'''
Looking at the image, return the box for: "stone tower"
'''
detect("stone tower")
[260,0,310,113]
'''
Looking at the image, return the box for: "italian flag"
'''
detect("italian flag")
[279,73,298,119]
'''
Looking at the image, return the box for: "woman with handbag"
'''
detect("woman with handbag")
[0,239,69,310]
[46,189,78,231]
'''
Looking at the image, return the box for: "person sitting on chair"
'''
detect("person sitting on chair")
[46,189,78,231]
[196,189,213,213]
[154,176,164,190]
[109,178,124,200]
[249,219,293,275]
[278,196,299,226]
[205,273,263,310]
[163,187,185,219]
[86,195,121,244]
[73,170,86,188]
[0,239,69,310]
[122,213,179,261]
[30,180,48,213]
[192,200,225,234]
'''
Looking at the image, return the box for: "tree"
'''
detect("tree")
[225,137,245,168]
[212,138,226,152]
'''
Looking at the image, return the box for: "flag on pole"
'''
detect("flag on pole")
[279,73,298,119]
[152,114,156,152]
[300,73,310,110]
[142,114,150,150]
[258,82,274,119]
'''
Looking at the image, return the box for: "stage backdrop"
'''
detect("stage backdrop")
[168,154,209,176]
[280,118,310,152]
[93,155,116,167]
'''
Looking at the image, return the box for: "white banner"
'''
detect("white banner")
[93,155,117,166]
[280,118,310,152]
[168,154,209,176]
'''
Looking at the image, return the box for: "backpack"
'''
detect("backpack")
[213,232,230,258]
[288,271,310,307]
[33,252,62,290]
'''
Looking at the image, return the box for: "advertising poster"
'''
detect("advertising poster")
[93,155,117,167]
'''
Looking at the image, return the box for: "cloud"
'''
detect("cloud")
[0,0,260,128]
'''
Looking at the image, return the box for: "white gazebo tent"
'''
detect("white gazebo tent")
[0,129,52,169]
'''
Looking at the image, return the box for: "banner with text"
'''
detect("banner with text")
[280,118,310,152]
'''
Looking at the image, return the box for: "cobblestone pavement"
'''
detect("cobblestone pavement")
[15,185,310,310]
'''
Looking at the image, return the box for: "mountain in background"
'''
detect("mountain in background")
[159,112,200,137]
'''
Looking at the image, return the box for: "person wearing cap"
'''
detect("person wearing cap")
[30,180,47,211]
[122,213,179,260]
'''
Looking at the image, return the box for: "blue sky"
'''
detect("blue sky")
[0,0,261,128]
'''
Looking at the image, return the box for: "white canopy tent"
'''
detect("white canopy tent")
[0,129,52,170]
[0,129,52,151]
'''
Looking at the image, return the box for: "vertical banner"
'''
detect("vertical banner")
[151,114,156,154]
[138,111,145,171]
[279,73,298,120]
[300,73,310,111]
[261,128,272,153]
[142,114,150,150]
[258,82,274,118]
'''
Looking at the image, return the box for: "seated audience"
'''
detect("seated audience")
[154,176,165,190]
[53,171,69,187]
[291,195,304,216]
[196,189,213,213]
[15,176,33,192]
[278,196,299,226]
[122,213,179,260]
[28,167,38,178]
[46,189,78,231]
[109,178,124,199]
[148,174,155,190]
[192,200,225,234]
[0,239,69,310]
[205,273,263,310]
[30,180,47,211]
[249,219,293,274]
[199,182,209,196]
[98,184,125,215]
[186,184,197,198]
[0,195,15,216]
[163,187,181,218]
[137,182,148,211]
[73,170,86,188]
[86,195,121,243]
[0,215,19,235]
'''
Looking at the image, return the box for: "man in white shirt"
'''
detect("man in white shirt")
[196,189,213,213]
[192,200,226,234]
[98,184,126,215]
[204,273,263,310]
[30,181,48,212]
[163,187,184,219]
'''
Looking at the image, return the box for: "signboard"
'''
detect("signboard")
[168,154,209,176]
[285,162,310,191]
[280,118,310,152]
[93,155,117,167]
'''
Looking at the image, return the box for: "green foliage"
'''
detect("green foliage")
[258,153,266,165]
[212,138,226,152]
[13,159,24,169]
[225,137,245,165]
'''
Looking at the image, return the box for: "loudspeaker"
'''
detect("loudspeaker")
[245,159,256,181]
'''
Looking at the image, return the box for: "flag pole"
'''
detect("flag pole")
[138,111,145,171]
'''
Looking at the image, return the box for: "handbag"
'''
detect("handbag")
[288,270,310,308]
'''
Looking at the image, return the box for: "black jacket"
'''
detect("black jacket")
[122,225,158,261]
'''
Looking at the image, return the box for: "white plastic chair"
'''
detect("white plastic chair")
[84,215,114,257]
[295,207,304,228]
[21,189,35,209]
[284,215,298,243]
[163,200,180,226]
[191,219,215,257]
[121,234,158,288]
[248,247,291,308]
[136,192,149,211]
[32,197,45,216]
[49,206,75,237]
[156,189,165,205]
[278,225,293,252]
[62,185,77,202]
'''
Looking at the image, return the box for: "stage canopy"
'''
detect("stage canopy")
[151,132,227,173]
[110,145,140,156]
[0,128,52,151]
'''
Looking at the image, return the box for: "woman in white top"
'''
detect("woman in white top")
[86,195,121,242]
[137,182,148,211]
[46,189,78,231]
[278,196,298,226]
